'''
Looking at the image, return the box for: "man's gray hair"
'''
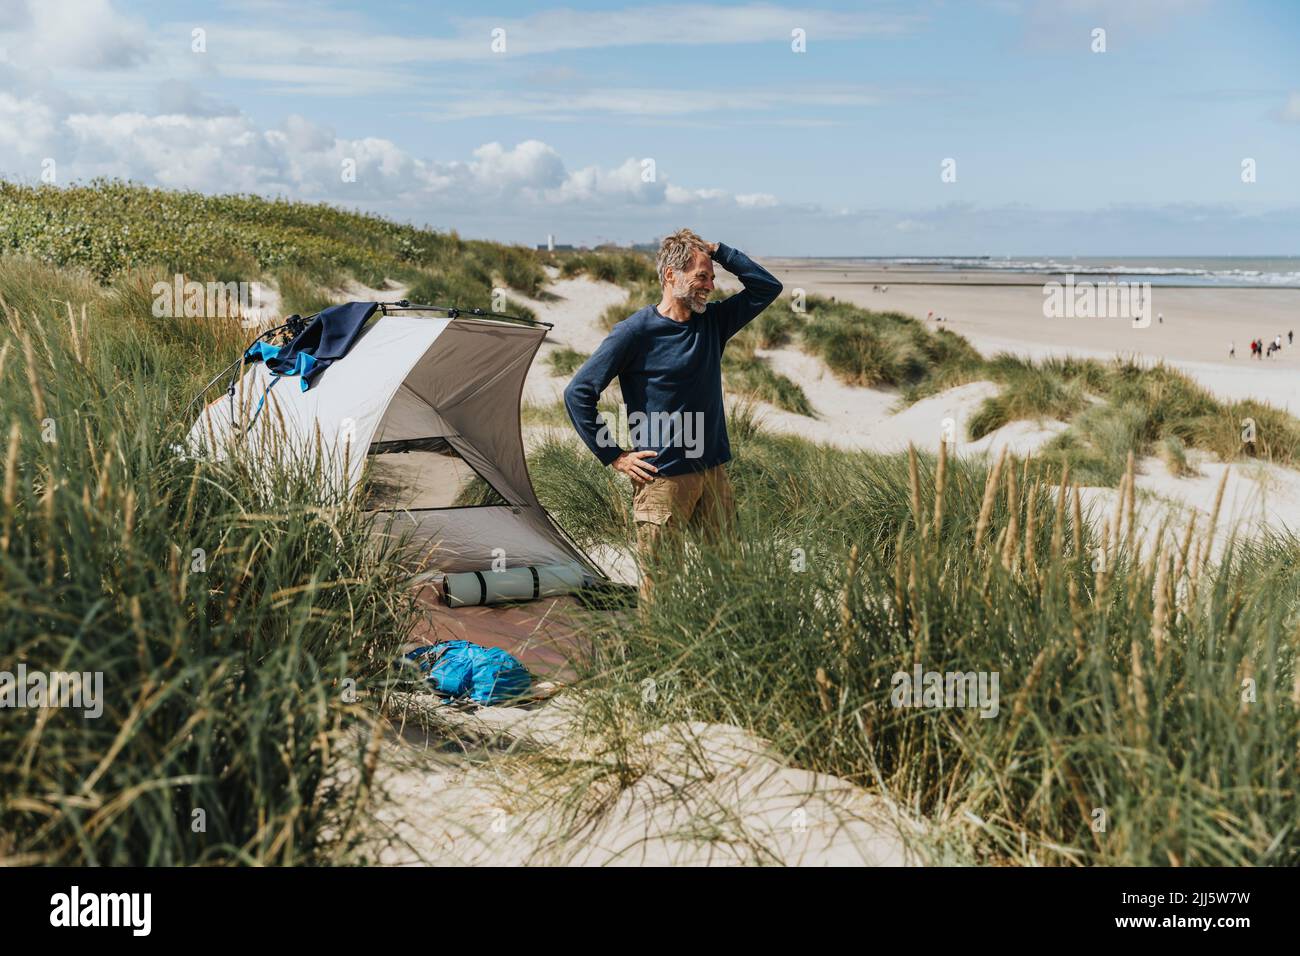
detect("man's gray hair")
[656,228,710,286]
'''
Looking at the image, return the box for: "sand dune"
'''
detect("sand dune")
[368,695,918,866]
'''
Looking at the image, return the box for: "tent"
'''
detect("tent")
[186,302,601,581]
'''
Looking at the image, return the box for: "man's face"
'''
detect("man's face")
[669,249,714,314]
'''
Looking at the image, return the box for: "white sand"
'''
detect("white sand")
[766,260,1300,363]
[970,334,1300,414]
[763,260,1300,411]
[365,695,919,866]
[518,269,631,407]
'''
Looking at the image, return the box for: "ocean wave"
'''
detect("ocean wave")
[872,257,1300,287]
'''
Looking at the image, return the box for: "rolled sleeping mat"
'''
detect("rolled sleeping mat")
[442,562,588,608]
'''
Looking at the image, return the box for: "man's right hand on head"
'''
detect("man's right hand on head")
[612,449,659,484]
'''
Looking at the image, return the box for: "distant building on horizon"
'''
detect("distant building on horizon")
[532,234,659,254]
[536,233,580,252]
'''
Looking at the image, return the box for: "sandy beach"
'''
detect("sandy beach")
[764,260,1300,410]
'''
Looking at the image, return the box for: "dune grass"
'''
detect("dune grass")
[274,268,337,317]
[797,294,985,391]
[403,273,538,322]
[968,355,1300,486]
[0,178,546,299]
[0,256,418,865]
[596,279,658,333]
[528,415,1300,866]
[761,294,1300,485]
[556,249,659,287]
[722,349,815,417]
[742,304,803,350]
[4,184,1298,866]
[546,347,591,377]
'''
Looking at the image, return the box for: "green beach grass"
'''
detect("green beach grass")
[526,416,1300,866]
[0,257,418,864]
[2,184,1297,866]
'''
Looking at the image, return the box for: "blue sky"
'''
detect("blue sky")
[1,0,1298,254]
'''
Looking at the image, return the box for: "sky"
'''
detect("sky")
[1,0,1298,255]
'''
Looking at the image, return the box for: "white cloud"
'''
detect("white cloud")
[11,0,149,70]
[1,91,773,220]
[215,62,421,98]
[1,0,1292,256]
[3,92,1296,255]
[0,92,58,167]
[470,140,568,194]
[65,112,285,191]
[555,157,666,204]
[1,1,919,102]
[667,185,728,204]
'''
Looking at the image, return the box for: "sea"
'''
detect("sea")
[821,257,1300,289]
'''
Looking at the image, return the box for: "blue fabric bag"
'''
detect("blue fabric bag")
[404,641,532,705]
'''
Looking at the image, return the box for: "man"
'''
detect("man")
[563,228,782,600]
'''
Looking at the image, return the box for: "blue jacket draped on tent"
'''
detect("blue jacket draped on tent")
[244,301,378,391]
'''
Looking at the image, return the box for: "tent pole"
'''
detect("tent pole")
[378,300,553,329]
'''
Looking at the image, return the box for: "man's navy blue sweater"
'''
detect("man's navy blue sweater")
[563,243,782,476]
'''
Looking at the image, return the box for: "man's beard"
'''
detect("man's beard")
[673,280,709,314]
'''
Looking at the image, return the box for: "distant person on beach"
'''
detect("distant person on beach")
[1290,330,1294,345]
[564,228,781,604]
[1230,341,1235,358]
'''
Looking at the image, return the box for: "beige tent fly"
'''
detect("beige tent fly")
[186,304,600,582]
